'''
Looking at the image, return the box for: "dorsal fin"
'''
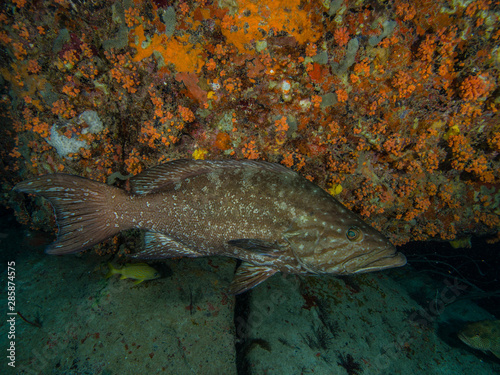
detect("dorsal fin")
[128,159,295,195]
[129,159,212,194]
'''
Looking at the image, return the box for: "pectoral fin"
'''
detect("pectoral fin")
[491,349,500,359]
[227,239,283,257]
[130,231,202,259]
[229,262,277,294]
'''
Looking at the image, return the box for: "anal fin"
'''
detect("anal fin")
[130,231,202,259]
[229,262,277,294]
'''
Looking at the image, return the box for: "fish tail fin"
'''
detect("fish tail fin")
[105,263,119,278]
[14,174,128,255]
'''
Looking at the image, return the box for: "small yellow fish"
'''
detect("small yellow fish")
[458,320,500,359]
[105,263,160,285]
[449,237,472,249]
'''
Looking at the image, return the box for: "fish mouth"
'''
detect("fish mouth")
[345,249,407,273]
[364,251,407,271]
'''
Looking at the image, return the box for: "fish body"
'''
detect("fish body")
[449,236,472,249]
[14,159,406,293]
[105,262,160,285]
[458,320,500,359]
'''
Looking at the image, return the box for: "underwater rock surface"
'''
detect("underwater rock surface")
[0,241,237,374]
[237,270,498,374]
[0,213,498,374]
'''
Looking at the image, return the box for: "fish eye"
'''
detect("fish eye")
[346,227,363,242]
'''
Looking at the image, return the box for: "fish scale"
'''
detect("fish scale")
[14,159,406,294]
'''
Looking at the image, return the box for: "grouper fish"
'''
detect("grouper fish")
[458,320,500,359]
[14,159,406,294]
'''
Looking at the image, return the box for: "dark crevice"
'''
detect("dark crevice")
[234,287,252,375]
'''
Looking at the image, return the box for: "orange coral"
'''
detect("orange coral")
[353,59,370,76]
[219,0,320,54]
[178,105,195,122]
[242,140,260,159]
[62,83,80,97]
[125,7,141,28]
[395,4,416,21]
[0,31,12,44]
[13,0,26,8]
[130,24,204,73]
[27,59,41,74]
[51,99,76,119]
[275,116,289,133]
[12,42,27,60]
[109,53,138,94]
[215,132,231,151]
[140,122,162,149]
[488,132,500,151]
[281,152,294,168]
[9,147,22,159]
[305,43,317,57]
[447,134,475,172]
[311,95,322,108]
[336,89,348,103]
[392,71,416,98]
[465,0,490,17]
[206,58,217,71]
[465,155,494,182]
[333,27,349,47]
[179,1,190,16]
[124,148,143,175]
[459,75,492,101]
[61,50,78,68]
[31,117,50,138]
[149,89,164,119]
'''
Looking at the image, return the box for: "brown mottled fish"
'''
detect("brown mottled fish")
[458,320,500,359]
[14,159,406,293]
